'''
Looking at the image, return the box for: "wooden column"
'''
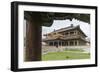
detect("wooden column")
[48,41,50,46]
[25,13,41,61]
[53,41,54,46]
[77,40,79,46]
[73,40,75,46]
[61,41,62,46]
[58,40,59,47]
[68,41,70,46]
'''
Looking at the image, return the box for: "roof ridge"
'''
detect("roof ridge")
[44,25,82,35]
[55,24,79,31]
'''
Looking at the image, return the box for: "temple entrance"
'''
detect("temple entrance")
[46,40,80,47]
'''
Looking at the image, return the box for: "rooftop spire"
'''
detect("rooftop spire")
[71,24,73,27]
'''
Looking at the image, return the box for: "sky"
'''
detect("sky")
[42,18,91,39]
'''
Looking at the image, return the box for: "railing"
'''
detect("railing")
[42,45,90,55]
[63,35,86,40]
[63,35,80,39]
[45,34,86,40]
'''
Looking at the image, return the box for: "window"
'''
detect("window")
[70,31,74,35]
[65,32,68,36]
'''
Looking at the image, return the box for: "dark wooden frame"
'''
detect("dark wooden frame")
[11,1,98,72]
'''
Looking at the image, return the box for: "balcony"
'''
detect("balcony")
[63,34,86,40]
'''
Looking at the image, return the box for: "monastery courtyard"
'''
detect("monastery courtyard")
[42,45,90,61]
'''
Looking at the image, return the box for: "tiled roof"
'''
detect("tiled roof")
[46,25,87,37]
[54,25,79,33]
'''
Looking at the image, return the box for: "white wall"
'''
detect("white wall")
[0,0,99,73]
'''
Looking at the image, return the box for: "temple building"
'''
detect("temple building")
[42,24,87,46]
